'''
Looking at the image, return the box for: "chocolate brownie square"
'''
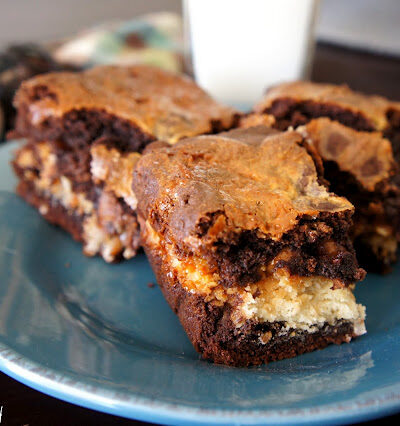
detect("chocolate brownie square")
[298,118,400,272]
[254,81,400,163]
[133,126,366,366]
[11,65,239,261]
[252,81,400,271]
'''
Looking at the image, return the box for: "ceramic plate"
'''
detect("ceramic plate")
[0,141,400,425]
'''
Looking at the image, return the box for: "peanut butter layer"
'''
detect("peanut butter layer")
[299,118,396,192]
[14,65,239,143]
[91,143,140,210]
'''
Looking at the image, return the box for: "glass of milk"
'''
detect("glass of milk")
[183,0,319,107]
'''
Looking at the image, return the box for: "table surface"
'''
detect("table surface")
[1,43,400,426]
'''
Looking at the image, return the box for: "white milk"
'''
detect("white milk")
[184,0,318,106]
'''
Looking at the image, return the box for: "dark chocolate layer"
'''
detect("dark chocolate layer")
[322,160,400,272]
[193,211,364,287]
[324,161,400,239]
[266,98,375,132]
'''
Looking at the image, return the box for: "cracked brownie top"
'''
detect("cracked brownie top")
[14,65,239,143]
[134,125,353,242]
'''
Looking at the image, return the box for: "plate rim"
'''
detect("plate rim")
[1,341,400,425]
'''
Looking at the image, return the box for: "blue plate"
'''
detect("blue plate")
[0,141,400,425]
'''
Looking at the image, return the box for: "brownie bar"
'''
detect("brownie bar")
[297,118,400,272]
[252,82,400,271]
[254,81,400,163]
[11,65,239,261]
[133,126,366,366]
[13,141,141,261]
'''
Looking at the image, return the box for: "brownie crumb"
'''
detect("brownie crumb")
[147,282,156,288]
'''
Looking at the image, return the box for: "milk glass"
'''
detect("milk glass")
[184,0,319,106]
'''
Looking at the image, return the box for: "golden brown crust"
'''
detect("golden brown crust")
[14,65,239,143]
[133,126,353,242]
[298,118,396,192]
[255,81,393,131]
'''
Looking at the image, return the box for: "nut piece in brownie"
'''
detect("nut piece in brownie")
[133,126,366,366]
[298,118,400,272]
[11,65,239,261]
[254,81,400,163]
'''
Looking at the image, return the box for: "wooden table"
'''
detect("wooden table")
[1,43,400,426]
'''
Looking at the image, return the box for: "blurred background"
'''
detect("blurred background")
[1,0,399,54]
[1,0,400,138]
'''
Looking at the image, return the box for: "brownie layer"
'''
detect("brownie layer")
[133,126,364,288]
[322,154,400,236]
[323,161,399,272]
[264,98,375,132]
[143,232,362,367]
[194,211,363,287]
[255,81,391,130]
